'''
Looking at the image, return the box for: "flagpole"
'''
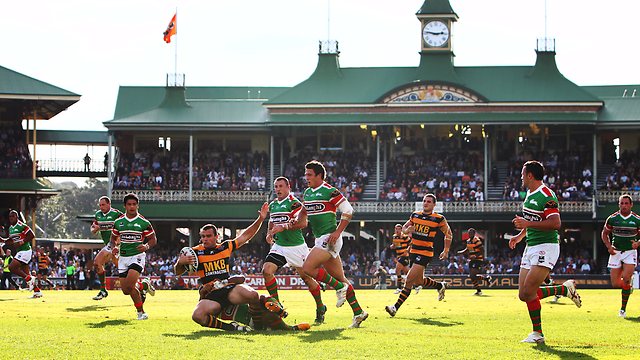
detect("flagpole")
[174,8,178,85]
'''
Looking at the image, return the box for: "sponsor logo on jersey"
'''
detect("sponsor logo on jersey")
[305,203,326,213]
[529,199,538,206]
[523,211,542,222]
[120,233,142,242]
[270,215,290,223]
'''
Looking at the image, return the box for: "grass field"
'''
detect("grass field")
[0,288,638,359]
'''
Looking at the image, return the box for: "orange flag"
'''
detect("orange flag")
[163,13,177,43]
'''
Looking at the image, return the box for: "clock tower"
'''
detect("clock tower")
[416,0,458,52]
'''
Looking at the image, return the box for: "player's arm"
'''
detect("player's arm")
[457,246,468,254]
[401,219,414,235]
[174,252,195,275]
[266,221,275,245]
[600,219,617,254]
[508,229,526,249]
[13,228,35,247]
[90,218,100,235]
[328,198,353,245]
[288,202,307,230]
[137,232,157,252]
[109,232,120,256]
[234,202,269,248]
[439,219,452,260]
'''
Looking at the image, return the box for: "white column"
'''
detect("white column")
[189,134,193,201]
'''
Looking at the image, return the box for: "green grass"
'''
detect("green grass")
[0,288,638,359]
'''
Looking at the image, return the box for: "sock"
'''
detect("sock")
[265,277,279,301]
[98,271,106,291]
[622,283,632,311]
[309,285,324,309]
[134,301,144,313]
[394,287,412,310]
[315,268,344,290]
[537,285,568,299]
[346,284,363,316]
[396,277,404,289]
[206,314,236,331]
[526,298,543,335]
[25,275,32,282]
[135,281,148,292]
[423,277,443,289]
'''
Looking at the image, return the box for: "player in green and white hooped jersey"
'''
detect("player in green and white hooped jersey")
[109,193,157,320]
[264,176,327,324]
[5,210,39,296]
[299,160,368,328]
[90,196,124,301]
[509,161,581,344]
[601,194,640,318]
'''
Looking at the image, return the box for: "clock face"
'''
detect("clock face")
[423,20,449,47]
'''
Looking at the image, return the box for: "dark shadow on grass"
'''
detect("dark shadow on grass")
[163,330,255,342]
[0,298,17,302]
[546,302,571,306]
[624,316,640,322]
[87,319,131,328]
[299,328,349,343]
[534,343,596,360]
[412,317,464,327]
[67,304,127,312]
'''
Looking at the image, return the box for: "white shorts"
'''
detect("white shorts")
[520,243,559,270]
[314,233,343,259]
[608,249,638,269]
[100,243,113,254]
[15,249,33,265]
[269,243,309,268]
[118,253,146,275]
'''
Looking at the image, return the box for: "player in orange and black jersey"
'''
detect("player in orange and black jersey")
[390,224,411,293]
[36,248,56,290]
[385,194,452,317]
[175,203,304,332]
[458,228,491,295]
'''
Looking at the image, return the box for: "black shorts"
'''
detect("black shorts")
[37,268,49,276]
[469,260,484,269]
[409,253,432,267]
[264,252,287,269]
[396,256,410,267]
[202,284,237,308]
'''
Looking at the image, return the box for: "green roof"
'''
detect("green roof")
[582,85,640,126]
[0,65,80,120]
[266,52,601,105]
[416,0,457,17]
[104,86,289,130]
[0,178,60,195]
[37,130,108,145]
[268,112,598,126]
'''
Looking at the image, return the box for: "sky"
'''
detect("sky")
[4,0,640,133]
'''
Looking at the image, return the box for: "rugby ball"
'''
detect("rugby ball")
[180,247,198,274]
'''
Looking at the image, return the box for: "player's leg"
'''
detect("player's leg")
[263,246,287,302]
[191,299,243,331]
[609,267,623,288]
[518,266,547,342]
[296,266,326,323]
[386,263,425,316]
[303,247,348,306]
[262,261,280,301]
[118,254,149,319]
[93,248,111,300]
[395,261,403,291]
[619,263,635,317]
[8,254,33,289]
[323,255,368,327]
[470,265,481,295]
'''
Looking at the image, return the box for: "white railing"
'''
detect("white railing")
[38,159,106,172]
[110,190,593,213]
[597,191,640,203]
[353,201,592,214]
[111,190,270,202]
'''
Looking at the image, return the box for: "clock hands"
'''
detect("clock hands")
[425,31,446,35]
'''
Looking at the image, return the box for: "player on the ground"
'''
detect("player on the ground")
[390,224,411,294]
[299,160,368,328]
[3,210,40,297]
[263,176,328,324]
[601,194,640,318]
[217,292,310,332]
[175,204,303,332]
[385,194,451,317]
[509,160,582,344]
[458,228,491,295]
[36,247,56,290]
[109,193,156,320]
[90,196,123,300]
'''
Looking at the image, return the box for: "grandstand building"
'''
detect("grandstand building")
[2,1,639,272]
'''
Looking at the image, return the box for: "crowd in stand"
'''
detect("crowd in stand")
[604,149,640,191]
[0,122,33,179]
[500,149,594,201]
